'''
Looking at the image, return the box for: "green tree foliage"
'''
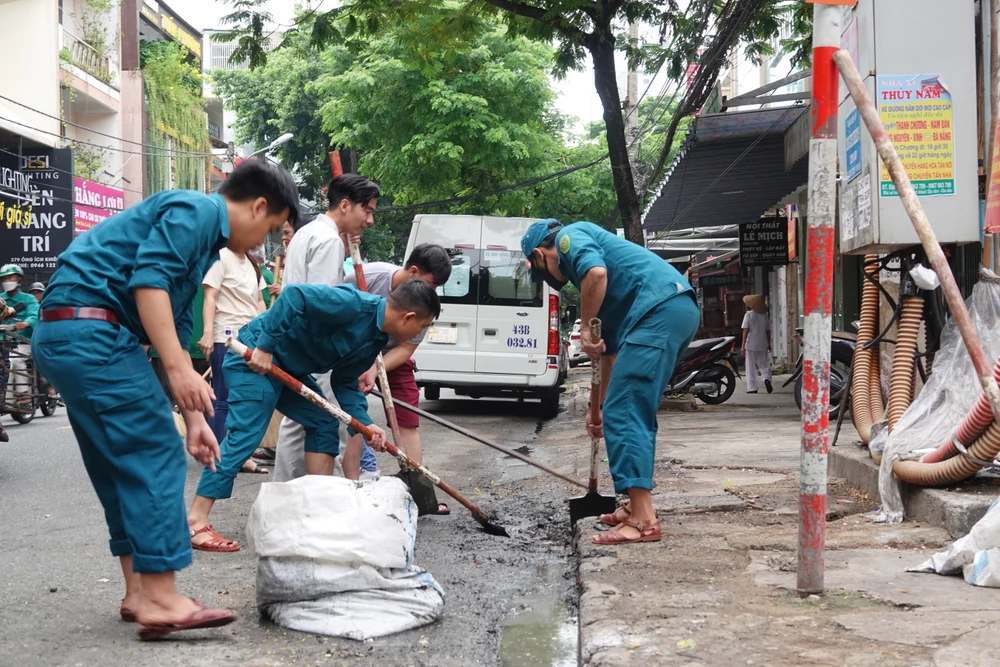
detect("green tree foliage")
[219,0,803,246]
[210,36,353,200]
[212,8,619,260]
[139,40,209,192]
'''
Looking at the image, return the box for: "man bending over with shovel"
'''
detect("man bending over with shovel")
[187,279,441,551]
[521,220,700,545]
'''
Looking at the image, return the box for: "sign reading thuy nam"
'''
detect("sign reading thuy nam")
[877,74,954,197]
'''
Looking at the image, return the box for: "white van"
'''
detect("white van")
[405,215,568,418]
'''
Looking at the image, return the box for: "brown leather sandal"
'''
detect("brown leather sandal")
[190,524,240,552]
[592,517,661,544]
[138,598,236,640]
[599,502,631,526]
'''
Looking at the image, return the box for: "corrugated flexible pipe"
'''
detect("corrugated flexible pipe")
[852,256,883,444]
[918,362,1000,464]
[887,295,924,431]
[892,284,1000,482]
[894,415,1000,486]
[917,272,1000,465]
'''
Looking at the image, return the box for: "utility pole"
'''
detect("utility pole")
[991,0,1000,273]
[798,0,841,597]
[625,20,641,193]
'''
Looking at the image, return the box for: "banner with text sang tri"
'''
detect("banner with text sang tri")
[0,148,74,277]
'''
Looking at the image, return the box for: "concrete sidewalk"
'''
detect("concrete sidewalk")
[565,376,1000,667]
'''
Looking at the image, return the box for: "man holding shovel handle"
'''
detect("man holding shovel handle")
[521,220,700,544]
[186,280,441,552]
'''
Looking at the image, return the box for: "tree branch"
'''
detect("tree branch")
[601,0,627,19]
[478,0,588,40]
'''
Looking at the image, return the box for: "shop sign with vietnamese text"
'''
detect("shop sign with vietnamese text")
[877,74,954,197]
[739,219,789,267]
[0,149,74,273]
[74,178,123,235]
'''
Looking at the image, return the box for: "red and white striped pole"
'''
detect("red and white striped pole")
[799,1,842,595]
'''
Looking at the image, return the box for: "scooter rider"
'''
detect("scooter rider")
[1,265,39,406]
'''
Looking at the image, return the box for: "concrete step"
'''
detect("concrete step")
[829,443,998,537]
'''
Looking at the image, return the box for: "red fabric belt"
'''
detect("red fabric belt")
[41,307,120,325]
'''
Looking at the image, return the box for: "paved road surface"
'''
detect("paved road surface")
[0,387,582,667]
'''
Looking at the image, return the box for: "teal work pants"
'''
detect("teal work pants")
[33,318,193,573]
[195,350,340,500]
[603,294,701,493]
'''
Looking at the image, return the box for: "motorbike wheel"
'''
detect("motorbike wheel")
[793,364,849,420]
[41,396,59,417]
[696,364,737,405]
[10,397,36,424]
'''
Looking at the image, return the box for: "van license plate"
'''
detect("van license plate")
[427,327,458,344]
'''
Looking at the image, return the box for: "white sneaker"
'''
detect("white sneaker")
[333,454,380,481]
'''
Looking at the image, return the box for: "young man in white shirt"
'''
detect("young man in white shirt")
[199,247,267,445]
[346,244,452,513]
[274,174,381,481]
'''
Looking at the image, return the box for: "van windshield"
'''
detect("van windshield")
[435,248,542,308]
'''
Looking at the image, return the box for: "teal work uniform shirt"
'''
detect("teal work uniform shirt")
[555,222,694,351]
[1,290,40,339]
[42,191,230,346]
[237,283,389,432]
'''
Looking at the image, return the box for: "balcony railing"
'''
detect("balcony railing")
[61,27,114,87]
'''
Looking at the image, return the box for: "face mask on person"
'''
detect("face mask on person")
[1,281,17,293]
[532,252,567,292]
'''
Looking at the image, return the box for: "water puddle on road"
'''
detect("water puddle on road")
[499,564,578,667]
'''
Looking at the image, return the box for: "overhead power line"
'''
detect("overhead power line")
[0,146,146,196]
[0,93,216,157]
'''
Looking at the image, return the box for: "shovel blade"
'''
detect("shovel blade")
[396,469,440,516]
[569,492,618,525]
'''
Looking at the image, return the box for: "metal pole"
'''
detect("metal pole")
[991,0,1000,273]
[626,20,640,182]
[835,49,1000,421]
[798,1,841,596]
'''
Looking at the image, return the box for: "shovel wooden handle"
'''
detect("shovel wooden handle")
[589,318,602,424]
[588,318,602,492]
[347,240,407,462]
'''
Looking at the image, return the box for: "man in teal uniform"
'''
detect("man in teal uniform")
[522,220,700,545]
[1,264,39,405]
[31,160,299,640]
[186,280,440,551]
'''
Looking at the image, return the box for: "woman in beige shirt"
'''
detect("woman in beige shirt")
[199,247,266,468]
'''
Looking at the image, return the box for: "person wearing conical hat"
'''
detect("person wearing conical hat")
[741,294,772,394]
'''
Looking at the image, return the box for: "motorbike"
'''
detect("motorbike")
[783,327,856,419]
[665,336,741,405]
[0,302,61,425]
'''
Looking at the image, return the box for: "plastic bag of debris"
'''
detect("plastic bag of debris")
[875,270,1000,524]
[911,496,1000,587]
[247,475,445,640]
